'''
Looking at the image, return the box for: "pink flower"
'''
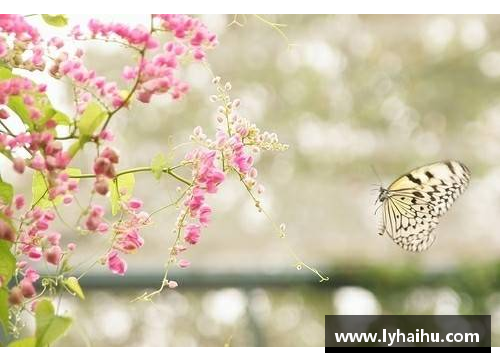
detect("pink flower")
[178,259,191,268]
[47,232,61,245]
[27,247,42,261]
[117,229,144,252]
[107,251,127,276]
[93,157,113,176]
[30,153,45,171]
[186,187,204,214]
[94,176,109,195]
[25,267,40,282]
[199,205,211,226]
[14,195,25,210]
[97,222,109,234]
[167,280,178,289]
[20,278,36,298]
[0,14,40,43]
[0,108,9,119]
[44,245,62,265]
[233,154,253,174]
[205,169,225,193]
[99,129,114,141]
[100,147,119,163]
[48,36,64,49]
[0,219,14,242]
[85,204,108,232]
[191,149,225,193]
[128,198,143,210]
[184,223,201,244]
[67,243,77,251]
[63,195,73,204]
[122,66,137,80]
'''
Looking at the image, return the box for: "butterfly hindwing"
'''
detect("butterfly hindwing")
[378,160,470,252]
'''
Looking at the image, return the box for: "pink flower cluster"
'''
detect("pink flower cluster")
[0,77,36,108]
[67,15,218,104]
[180,148,224,249]
[186,148,225,193]
[4,203,75,306]
[1,128,77,204]
[126,43,190,102]
[228,134,254,174]
[7,200,76,294]
[18,207,57,261]
[105,198,150,275]
[28,135,71,172]
[48,49,124,112]
[92,146,119,195]
[7,262,39,305]
[75,19,159,50]
[84,204,108,233]
[153,14,218,60]
[18,265,40,299]
[0,15,42,68]
[0,14,40,44]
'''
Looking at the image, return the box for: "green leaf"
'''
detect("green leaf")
[1,64,71,132]
[0,288,9,336]
[35,299,72,347]
[78,102,107,137]
[68,136,90,158]
[151,152,168,180]
[64,277,85,300]
[31,171,48,208]
[110,173,135,216]
[31,168,81,209]
[7,91,71,130]
[52,111,71,126]
[0,65,12,80]
[68,102,107,158]
[0,241,15,335]
[0,240,15,287]
[7,96,32,125]
[8,337,37,347]
[41,14,69,27]
[0,177,13,205]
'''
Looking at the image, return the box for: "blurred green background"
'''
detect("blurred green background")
[4,14,500,346]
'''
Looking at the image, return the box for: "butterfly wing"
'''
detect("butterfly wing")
[381,160,471,252]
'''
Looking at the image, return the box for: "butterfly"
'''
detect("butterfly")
[375,160,471,252]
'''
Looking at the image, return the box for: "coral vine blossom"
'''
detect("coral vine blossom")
[0,14,291,345]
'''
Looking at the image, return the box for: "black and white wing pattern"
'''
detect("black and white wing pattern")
[377,160,471,252]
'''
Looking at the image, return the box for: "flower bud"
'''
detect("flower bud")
[0,108,9,119]
[167,280,178,289]
[101,147,119,164]
[128,198,143,210]
[93,157,112,175]
[27,247,42,261]
[0,219,15,242]
[178,259,191,268]
[13,157,26,174]
[94,177,109,195]
[44,245,62,265]
[20,279,36,298]
[8,286,24,305]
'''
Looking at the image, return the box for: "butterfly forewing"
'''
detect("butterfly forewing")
[379,160,470,252]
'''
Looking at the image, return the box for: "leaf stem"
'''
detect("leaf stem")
[69,165,191,185]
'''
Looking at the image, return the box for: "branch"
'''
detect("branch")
[69,165,192,186]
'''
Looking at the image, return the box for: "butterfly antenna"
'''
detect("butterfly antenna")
[370,164,383,186]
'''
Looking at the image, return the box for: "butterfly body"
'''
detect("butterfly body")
[376,160,471,252]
